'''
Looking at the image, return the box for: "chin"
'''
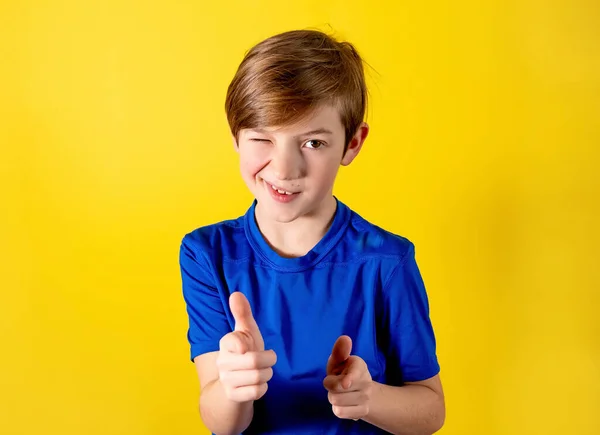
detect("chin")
[255,195,306,224]
[263,205,303,224]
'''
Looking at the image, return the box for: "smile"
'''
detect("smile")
[267,182,296,195]
[264,180,301,203]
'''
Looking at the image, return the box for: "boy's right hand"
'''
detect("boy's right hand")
[217,292,277,403]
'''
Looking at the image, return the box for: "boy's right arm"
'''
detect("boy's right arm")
[195,352,254,435]
[193,292,277,435]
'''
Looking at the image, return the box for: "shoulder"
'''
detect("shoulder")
[343,204,416,263]
[180,213,247,261]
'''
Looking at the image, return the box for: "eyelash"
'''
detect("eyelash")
[249,139,326,149]
[304,140,325,149]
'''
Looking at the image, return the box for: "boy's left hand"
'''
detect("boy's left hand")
[323,335,373,421]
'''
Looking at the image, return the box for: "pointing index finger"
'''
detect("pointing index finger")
[327,335,352,375]
[229,292,264,350]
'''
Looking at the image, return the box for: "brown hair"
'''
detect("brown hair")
[225,29,368,151]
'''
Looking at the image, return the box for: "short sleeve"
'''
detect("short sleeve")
[381,242,440,384]
[179,235,231,361]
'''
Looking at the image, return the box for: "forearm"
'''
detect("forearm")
[363,382,445,435]
[199,378,254,435]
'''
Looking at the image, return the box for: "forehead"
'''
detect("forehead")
[245,104,344,136]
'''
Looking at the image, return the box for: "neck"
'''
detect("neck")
[255,196,337,258]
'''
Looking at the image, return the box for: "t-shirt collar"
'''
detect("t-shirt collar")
[244,196,351,272]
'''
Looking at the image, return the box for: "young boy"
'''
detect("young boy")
[179,29,445,435]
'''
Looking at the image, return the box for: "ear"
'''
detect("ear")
[232,134,239,153]
[341,122,369,166]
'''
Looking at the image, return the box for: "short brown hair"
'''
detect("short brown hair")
[225,29,368,150]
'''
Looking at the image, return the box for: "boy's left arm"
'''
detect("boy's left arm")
[325,241,445,434]
[365,375,445,435]
[324,336,445,435]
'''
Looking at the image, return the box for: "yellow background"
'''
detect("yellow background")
[1,1,599,434]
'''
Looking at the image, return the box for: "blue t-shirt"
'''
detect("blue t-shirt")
[179,198,440,434]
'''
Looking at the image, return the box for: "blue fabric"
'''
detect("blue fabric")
[179,198,440,434]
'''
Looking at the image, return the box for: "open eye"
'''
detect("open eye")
[304,139,325,149]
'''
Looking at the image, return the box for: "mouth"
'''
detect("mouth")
[263,180,301,203]
[266,181,297,195]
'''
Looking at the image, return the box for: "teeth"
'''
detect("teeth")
[269,183,293,195]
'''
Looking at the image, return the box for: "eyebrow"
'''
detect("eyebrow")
[295,128,334,137]
[249,127,334,137]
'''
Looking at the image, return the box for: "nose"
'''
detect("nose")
[271,145,304,181]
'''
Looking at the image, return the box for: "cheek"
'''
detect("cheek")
[239,148,268,179]
[309,154,340,185]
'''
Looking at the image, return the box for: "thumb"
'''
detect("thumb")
[327,335,352,375]
[229,292,264,350]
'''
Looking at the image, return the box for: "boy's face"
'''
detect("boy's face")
[235,104,368,224]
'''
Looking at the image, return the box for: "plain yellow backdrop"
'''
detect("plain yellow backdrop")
[1,1,599,434]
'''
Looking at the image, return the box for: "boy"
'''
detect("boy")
[179,29,445,435]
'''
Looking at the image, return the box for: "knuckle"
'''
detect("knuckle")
[328,392,338,406]
[251,370,262,384]
[219,333,232,349]
[219,336,236,353]
[259,383,269,398]
[219,370,232,385]
[249,352,260,366]
[221,332,247,353]
[265,367,274,381]
[332,405,345,418]
[249,384,264,401]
